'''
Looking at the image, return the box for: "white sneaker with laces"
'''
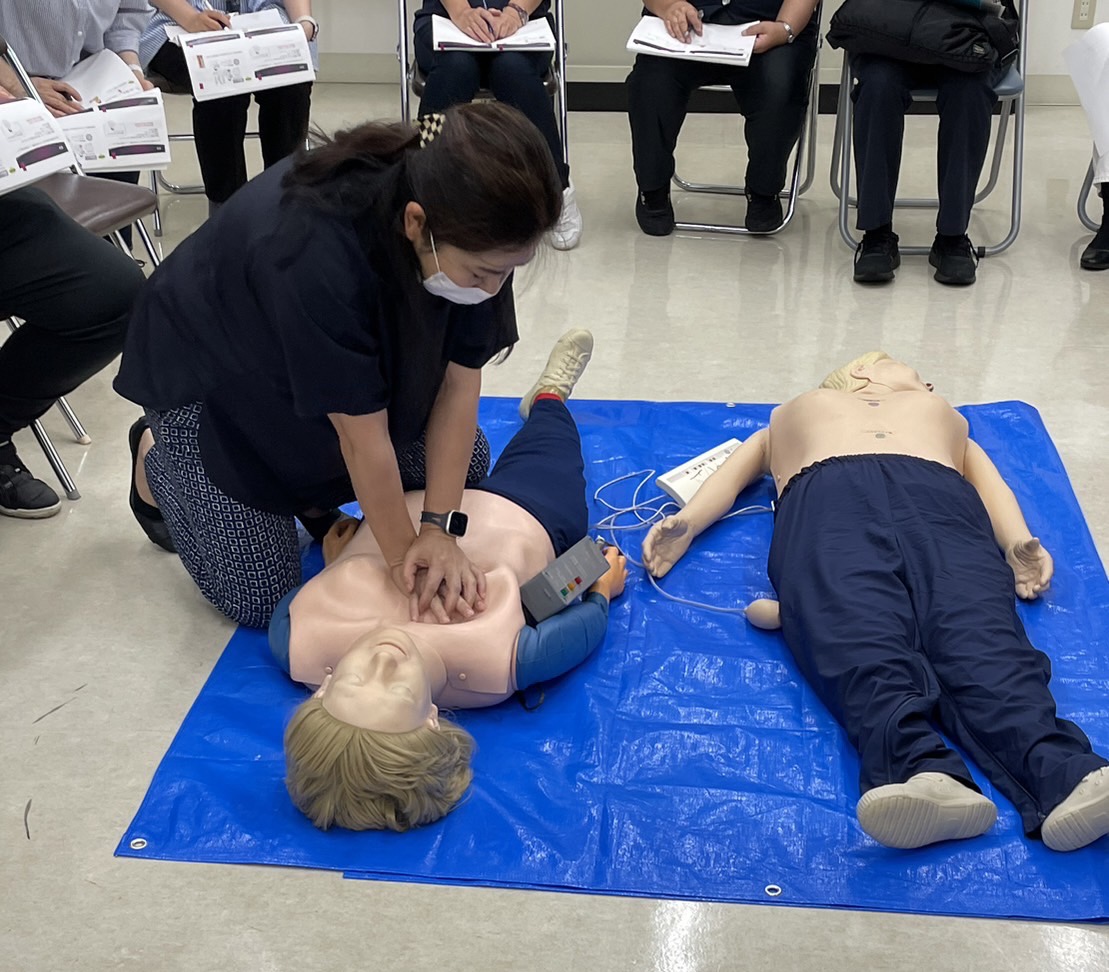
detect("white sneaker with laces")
[550,185,582,251]
[856,772,997,849]
[519,328,593,419]
[1042,765,1109,851]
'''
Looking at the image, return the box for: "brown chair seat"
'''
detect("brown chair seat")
[33,172,159,238]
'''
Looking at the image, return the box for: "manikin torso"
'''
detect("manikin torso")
[767,388,970,493]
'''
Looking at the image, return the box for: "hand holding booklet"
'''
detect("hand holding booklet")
[431,14,556,51]
[626,16,757,68]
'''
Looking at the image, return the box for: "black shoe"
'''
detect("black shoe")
[128,416,175,552]
[929,234,979,286]
[635,189,674,237]
[0,460,61,519]
[853,231,900,283]
[1080,230,1109,270]
[744,193,783,233]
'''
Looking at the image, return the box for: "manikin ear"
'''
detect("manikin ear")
[426,704,440,731]
[312,673,333,700]
[850,362,877,383]
[403,202,429,248]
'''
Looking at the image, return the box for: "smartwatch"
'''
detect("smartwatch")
[420,510,469,538]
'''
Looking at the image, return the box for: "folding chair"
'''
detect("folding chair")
[395,0,569,165]
[672,7,824,237]
[830,0,1028,258]
[1078,161,1099,233]
[1,35,161,499]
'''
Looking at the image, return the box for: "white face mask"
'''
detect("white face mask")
[421,232,495,305]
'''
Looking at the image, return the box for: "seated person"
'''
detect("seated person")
[849,1,1019,287]
[274,330,628,831]
[626,0,820,236]
[413,0,581,250]
[0,61,146,518]
[643,352,1109,852]
[1067,23,1109,271]
[140,0,316,218]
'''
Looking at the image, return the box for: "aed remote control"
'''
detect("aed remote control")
[520,536,611,624]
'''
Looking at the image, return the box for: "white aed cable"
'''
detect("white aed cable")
[591,469,773,616]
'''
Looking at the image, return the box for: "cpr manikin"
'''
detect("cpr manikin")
[643,352,1109,852]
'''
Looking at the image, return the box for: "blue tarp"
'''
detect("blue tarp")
[117,399,1109,920]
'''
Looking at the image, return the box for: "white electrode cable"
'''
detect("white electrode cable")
[590,469,773,616]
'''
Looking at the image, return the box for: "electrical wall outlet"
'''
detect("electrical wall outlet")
[1073,0,1096,30]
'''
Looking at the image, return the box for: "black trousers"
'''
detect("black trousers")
[414,25,569,189]
[149,42,313,203]
[0,187,145,441]
[851,54,1002,236]
[625,28,818,197]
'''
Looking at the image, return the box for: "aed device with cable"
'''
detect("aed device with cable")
[520,536,611,624]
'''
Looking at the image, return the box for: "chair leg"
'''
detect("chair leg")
[150,169,163,238]
[1079,161,1099,233]
[30,419,80,501]
[54,397,90,445]
[133,219,162,269]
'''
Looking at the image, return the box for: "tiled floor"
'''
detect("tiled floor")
[3,84,1108,971]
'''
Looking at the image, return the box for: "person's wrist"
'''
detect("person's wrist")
[506,2,529,25]
[778,20,795,44]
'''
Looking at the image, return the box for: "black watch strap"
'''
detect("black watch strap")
[420,510,468,537]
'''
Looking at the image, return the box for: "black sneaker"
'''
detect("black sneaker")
[744,193,783,233]
[635,189,674,237]
[929,234,979,286]
[853,230,901,283]
[0,461,61,519]
[1080,228,1109,271]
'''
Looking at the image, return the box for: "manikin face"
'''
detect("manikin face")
[316,627,439,734]
[856,357,934,394]
[403,201,535,296]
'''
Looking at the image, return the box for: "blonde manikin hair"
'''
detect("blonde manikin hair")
[819,351,890,393]
[284,697,475,832]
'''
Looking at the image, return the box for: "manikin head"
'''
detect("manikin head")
[820,352,933,394]
[284,627,475,832]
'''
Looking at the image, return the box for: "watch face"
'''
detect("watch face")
[446,511,469,537]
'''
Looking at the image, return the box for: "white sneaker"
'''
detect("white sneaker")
[519,328,593,419]
[856,772,997,849]
[549,185,582,250]
[1042,765,1109,852]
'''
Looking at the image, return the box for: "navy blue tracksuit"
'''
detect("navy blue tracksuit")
[767,454,1107,835]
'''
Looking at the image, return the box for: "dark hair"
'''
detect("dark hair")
[283,102,562,253]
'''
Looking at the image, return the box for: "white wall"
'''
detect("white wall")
[318,0,1108,102]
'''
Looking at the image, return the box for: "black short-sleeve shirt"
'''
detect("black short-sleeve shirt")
[414,0,553,31]
[114,158,517,514]
[642,1,787,24]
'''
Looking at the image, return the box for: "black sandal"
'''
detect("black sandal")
[128,416,176,552]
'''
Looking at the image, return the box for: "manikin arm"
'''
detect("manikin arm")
[962,439,1053,599]
[642,428,771,577]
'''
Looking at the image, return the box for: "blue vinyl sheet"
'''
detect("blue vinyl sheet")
[117,399,1109,920]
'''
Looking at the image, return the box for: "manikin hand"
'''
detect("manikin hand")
[642,514,694,578]
[590,546,629,601]
[1007,537,1053,600]
[321,515,360,565]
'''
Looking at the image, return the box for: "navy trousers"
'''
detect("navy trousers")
[851,55,1002,235]
[476,397,588,556]
[414,25,569,190]
[767,454,1107,834]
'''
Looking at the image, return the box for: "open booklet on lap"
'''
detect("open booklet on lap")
[626,16,756,68]
[431,14,556,51]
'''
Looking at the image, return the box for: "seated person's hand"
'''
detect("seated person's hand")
[663,2,704,43]
[495,4,524,40]
[1007,536,1053,600]
[402,531,487,623]
[642,514,693,578]
[183,8,231,32]
[451,5,500,42]
[33,77,83,116]
[742,20,792,54]
[590,545,628,601]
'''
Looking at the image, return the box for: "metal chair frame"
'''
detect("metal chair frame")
[1078,161,1100,233]
[2,41,161,499]
[395,0,569,165]
[829,0,1028,258]
[671,8,824,237]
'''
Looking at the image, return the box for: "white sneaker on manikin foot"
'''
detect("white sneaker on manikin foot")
[550,185,582,250]
[519,328,593,419]
[856,772,997,849]
[1042,766,1109,852]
